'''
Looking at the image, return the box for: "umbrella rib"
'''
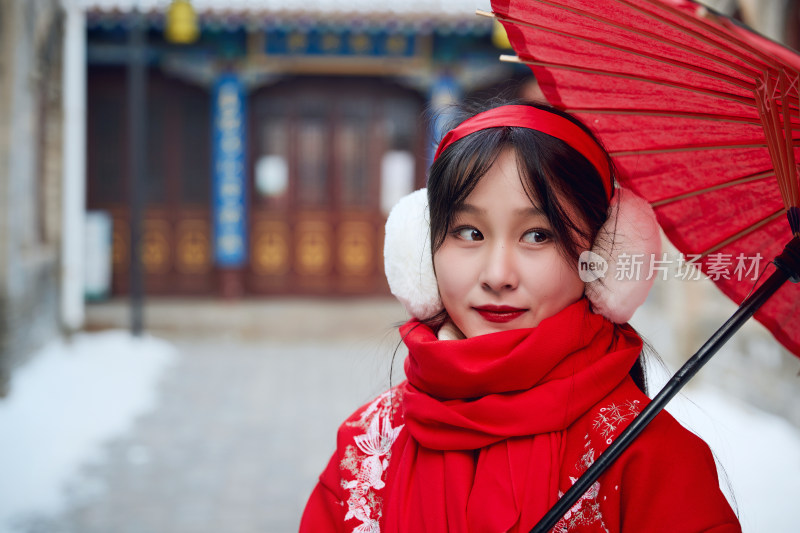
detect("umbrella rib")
[501,55,756,107]
[650,171,774,207]
[568,107,800,130]
[487,8,756,93]
[500,0,763,79]
[755,73,800,208]
[756,84,790,202]
[611,141,767,157]
[562,108,762,125]
[695,209,786,259]
[779,74,800,207]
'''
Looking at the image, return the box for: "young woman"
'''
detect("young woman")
[300,101,741,532]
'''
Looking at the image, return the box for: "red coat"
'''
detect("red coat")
[300,377,740,532]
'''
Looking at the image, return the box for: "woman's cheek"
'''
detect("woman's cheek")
[433,246,466,306]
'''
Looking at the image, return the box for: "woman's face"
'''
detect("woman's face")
[433,148,587,338]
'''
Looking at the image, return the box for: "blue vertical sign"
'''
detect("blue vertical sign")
[212,74,247,267]
[429,75,461,163]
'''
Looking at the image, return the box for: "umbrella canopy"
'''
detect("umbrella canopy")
[488,0,800,357]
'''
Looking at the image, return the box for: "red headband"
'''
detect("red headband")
[433,105,612,200]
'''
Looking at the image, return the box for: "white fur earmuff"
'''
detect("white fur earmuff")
[383,187,661,324]
[383,188,443,319]
[583,188,662,323]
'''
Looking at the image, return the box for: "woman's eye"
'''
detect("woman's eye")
[455,227,483,241]
[522,230,550,244]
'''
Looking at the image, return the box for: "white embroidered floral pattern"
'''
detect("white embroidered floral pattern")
[341,390,404,533]
[592,400,641,444]
[556,476,605,532]
[554,400,641,532]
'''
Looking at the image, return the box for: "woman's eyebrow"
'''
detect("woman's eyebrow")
[455,203,484,216]
[456,205,545,217]
[515,206,545,216]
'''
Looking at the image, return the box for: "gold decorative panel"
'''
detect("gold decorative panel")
[338,221,374,276]
[176,220,211,274]
[142,220,171,274]
[295,220,332,276]
[253,220,290,275]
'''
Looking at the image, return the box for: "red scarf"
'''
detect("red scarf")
[385,298,642,532]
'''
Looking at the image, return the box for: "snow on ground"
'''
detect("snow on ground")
[0,331,177,531]
[0,329,798,531]
[667,388,800,532]
[644,357,800,532]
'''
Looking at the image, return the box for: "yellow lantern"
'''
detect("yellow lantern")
[491,19,512,49]
[165,0,199,44]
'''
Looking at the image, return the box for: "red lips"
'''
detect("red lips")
[473,305,528,323]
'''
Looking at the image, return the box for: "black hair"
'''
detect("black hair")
[425,98,650,394]
[428,99,610,264]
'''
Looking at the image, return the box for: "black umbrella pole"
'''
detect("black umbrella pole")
[531,235,800,533]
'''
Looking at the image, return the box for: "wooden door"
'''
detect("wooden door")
[87,66,213,295]
[247,78,425,295]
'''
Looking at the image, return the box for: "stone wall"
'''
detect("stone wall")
[0,0,64,395]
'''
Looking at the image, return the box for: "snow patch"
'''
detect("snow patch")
[0,330,177,530]
[647,361,800,532]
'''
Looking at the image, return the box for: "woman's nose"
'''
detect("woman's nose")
[479,243,519,292]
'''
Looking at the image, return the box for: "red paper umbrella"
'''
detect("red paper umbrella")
[483,1,800,530]
[487,0,800,357]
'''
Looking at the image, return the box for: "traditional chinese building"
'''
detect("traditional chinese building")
[84,0,528,298]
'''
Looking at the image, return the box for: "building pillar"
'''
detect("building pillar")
[60,0,87,331]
